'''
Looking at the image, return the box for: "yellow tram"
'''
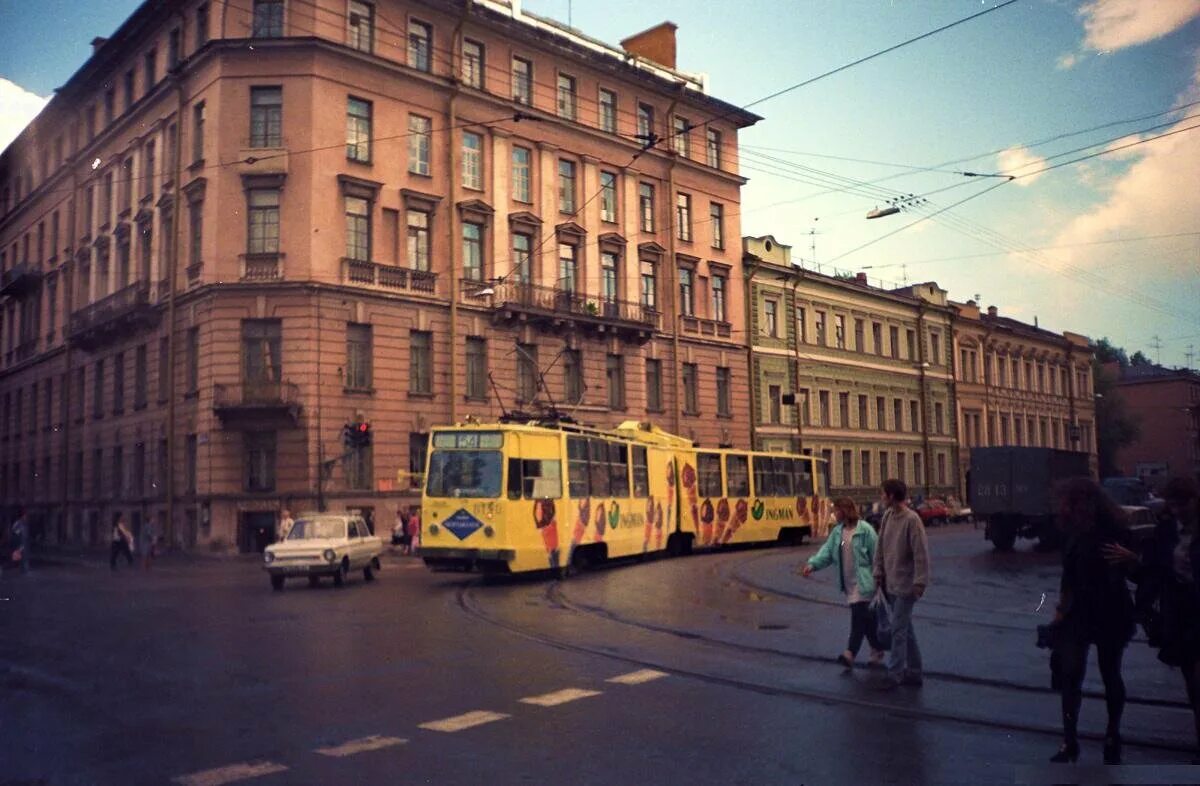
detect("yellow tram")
[419,418,832,575]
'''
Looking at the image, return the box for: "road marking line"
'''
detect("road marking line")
[419,710,510,732]
[519,688,602,707]
[172,761,288,786]
[606,669,669,685]
[314,735,408,757]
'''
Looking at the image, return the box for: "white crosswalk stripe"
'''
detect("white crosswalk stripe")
[519,688,602,706]
[314,735,408,757]
[606,669,669,685]
[419,710,510,732]
[171,761,288,786]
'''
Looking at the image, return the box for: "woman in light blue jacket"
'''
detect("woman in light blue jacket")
[802,497,885,669]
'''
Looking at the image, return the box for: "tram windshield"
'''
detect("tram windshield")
[426,450,503,498]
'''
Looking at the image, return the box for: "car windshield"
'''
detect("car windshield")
[426,450,503,498]
[287,518,347,540]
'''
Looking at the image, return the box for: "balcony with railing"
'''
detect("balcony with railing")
[680,314,733,339]
[341,258,437,294]
[483,280,659,342]
[213,379,302,428]
[0,262,43,299]
[68,281,160,350]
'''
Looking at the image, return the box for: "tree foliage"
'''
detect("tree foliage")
[1090,338,1142,478]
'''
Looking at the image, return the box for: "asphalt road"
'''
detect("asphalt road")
[2,525,1197,785]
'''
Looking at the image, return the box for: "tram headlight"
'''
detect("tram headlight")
[263,551,275,564]
[483,526,495,538]
[429,524,440,535]
[322,549,336,563]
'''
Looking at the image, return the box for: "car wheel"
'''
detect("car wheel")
[333,559,348,587]
[270,574,285,591]
[308,575,320,588]
[363,561,376,581]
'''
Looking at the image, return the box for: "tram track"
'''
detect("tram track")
[454,552,1195,755]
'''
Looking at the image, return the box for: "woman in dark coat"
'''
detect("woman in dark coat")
[1050,478,1135,765]
[1106,476,1200,763]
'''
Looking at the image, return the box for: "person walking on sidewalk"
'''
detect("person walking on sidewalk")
[9,507,31,575]
[110,515,135,571]
[1049,477,1135,765]
[872,478,931,690]
[801,497,885,670]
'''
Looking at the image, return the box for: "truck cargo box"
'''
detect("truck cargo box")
[969,447,1090,517]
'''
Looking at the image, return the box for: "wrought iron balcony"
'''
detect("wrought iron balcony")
[341,258,437,294]
[68,281,160,351]
[484,280,659,341]
[0,262,43,299]
[213,379,302,428]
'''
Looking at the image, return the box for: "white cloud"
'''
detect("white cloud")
[1056,52,1080,70]
[1078,0,1200,52]
[0,77,49,152]
[996,146,1049,185]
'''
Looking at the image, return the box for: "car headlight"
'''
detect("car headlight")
[264,551,275,564]
[323,549,337,563]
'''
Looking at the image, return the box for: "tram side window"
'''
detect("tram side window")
[753,456,775,496]
[567,436,590,497]
[508,458,563,499]
[589,438,611,497]
[609,442,630,497]
[698,452,723,498]
[631,446,649,497]
[726,454,750,497]
[795,459,814,495]
[774,457,795,497]
[816,461,830,497]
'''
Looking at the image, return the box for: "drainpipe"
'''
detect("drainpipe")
[62,113,80,538]
[946,307,961,499]
[742,256,760,449]
[791,271,804,453]
[665,91,681,437]
[446,5,469,426]
[917,302,931,497]
[165,51,185,549]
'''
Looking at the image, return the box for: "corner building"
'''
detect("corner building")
[0,0,758,551]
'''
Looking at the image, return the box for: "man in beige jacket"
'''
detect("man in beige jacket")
[873,478,931,689]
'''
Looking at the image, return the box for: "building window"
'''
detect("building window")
[768,384,783,425]
[558,160,576,213]
[711,275,726,322]
[196,3,210,47]
[249,87,282,147]
[517,343,538,402]
[406,209,430,270]
[675,193,691,241]
[192,102,206,163]
[894,399,903,432]
[135,344,148,409]
[512,57,532,105]
[600,252,618,304]
[346,97,372,163]
[158,337,169,404]
[512,233,531,283]
[889,326,900,359]
[563,350,583,405]
[408,20,432,72]
[462,222,483,281]
[345,323,372,390]
[461,39,484,87]
[819,390,831,426]
[408,114,431,175]
[639,183,655,232]
[858,395,868,428]
[795,307,807,343]
[906,329,916,360]
[871,322,882,355]
[839,392,850,427]
[245,431,276,492]
[144,49,157,88]
[113,445,125,497]
[408,432,428,488]
[876,396,886,431]
[599,88,617,133]
[557,243,577,293]
[241,321,278,394]
[345,195,371,261]
[465,337,487,400]
[682,363,699,415]
[834,315,846,349]
[637,103,654,142]
[706,128,721,168]
[716,367,731,417]
[409,330,431,394]
[461,132,482,189]
[910,400,920,432]
[710,203,724,249]
[764,299,778,337]
[679,267,695,317]
[913,452,923,485]
[930,332,942,365]
[600,171,617,222]
[934,402,945,435]
[897,452,906,482]
[189,201,203,270]
[252,0,284,37]
[511,146,531,202]
[815,311,827,346]
[93,359,105,418]
[879,451,889,482]
[556,74,577,120]
[607,355,626,410]
[640,260,657,309]
[645,359,663,412]
[348,1,374,52]
[123,70,135,112]
[672,116,691,157]
[247,189,280,254]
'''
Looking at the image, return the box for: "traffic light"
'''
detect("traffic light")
[342,420,372,450]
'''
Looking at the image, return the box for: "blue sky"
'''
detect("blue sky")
[2,0,1198,367]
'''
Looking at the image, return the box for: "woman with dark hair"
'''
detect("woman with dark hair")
[801,497,885,670]
[1050,477,1135,764]
[1106,476,1200,763]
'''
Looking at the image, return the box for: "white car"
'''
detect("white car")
[263,513,384,590]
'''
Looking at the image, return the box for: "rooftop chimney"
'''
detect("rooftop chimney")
[855,272,868,286]
[91,37,109,55]
[987,305,998,317]
[620,22,678,69]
